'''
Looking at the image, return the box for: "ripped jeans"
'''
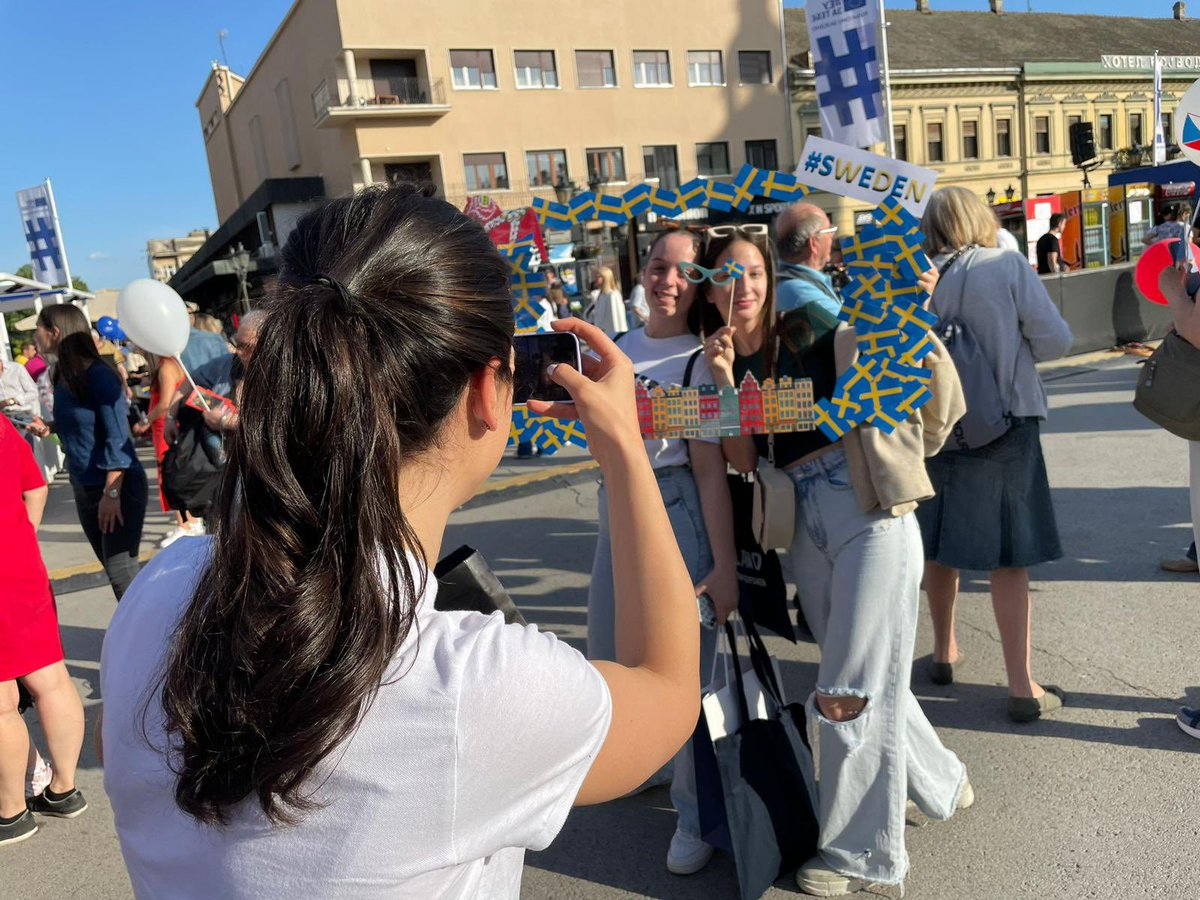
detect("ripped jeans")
[786,449,966,886]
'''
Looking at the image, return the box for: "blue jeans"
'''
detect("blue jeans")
[588,465,717,837]
[786,449,966,885]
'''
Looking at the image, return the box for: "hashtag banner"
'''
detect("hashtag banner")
[805,0,884,148]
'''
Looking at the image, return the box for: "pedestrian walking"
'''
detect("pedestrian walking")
[917,186,1074,722]
[587,229,738,877]
[100,183,702,899]
[132,351,203,547]
[585,266,628,335]
[1036,213,1068,274]
[1153,260,1200,739]
[699,226,972,896]
[1143,203,1189,248]
[0,415,87,847]
[27,304,147,601]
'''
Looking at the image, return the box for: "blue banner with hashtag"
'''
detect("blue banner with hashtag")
[804,0,885,148]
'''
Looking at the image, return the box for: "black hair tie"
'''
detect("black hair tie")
[314,274,355,310]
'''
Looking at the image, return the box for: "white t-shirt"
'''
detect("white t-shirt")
[617,328,717,469]
[588,290,628,335]
[100,538,612,900]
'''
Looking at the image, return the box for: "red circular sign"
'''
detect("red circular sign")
[1134,238,1199,305]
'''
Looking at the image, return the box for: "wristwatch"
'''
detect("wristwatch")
[105,487,121,499]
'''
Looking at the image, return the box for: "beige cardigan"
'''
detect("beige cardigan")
[834,325,966,517]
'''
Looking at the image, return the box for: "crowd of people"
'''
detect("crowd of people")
[0,179,1196,900]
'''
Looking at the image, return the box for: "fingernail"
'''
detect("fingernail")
[546,363,559,378]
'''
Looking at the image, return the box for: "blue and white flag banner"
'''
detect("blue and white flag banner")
[16,181,69,287]
[805,0,885,149]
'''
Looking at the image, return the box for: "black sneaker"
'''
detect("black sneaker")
[0,810,38,846]
[27,788,87,819]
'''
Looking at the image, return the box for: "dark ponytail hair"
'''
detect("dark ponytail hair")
[157,183,514,826]
[38,303,111,401]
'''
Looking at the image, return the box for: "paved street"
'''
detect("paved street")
[6,354,1198,899]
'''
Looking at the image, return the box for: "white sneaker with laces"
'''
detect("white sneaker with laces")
[666,827,714,875]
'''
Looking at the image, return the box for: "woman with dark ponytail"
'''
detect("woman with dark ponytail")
[99,183,701,898]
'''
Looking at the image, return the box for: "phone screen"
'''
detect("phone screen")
[513,333,581,405]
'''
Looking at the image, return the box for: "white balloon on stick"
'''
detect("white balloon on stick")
[116,278,209,409]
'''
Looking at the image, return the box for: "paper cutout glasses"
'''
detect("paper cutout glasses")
[678,259,746,285]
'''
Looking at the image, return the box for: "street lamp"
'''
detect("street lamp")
[553,175,575,206]
[1005,184,1016,202]
[228,243,251,315]
[986,187,997,205]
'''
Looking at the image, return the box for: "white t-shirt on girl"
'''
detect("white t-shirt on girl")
[101,537,612,899]
[617,328,717,469]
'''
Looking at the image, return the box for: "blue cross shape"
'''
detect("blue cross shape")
[24,217,62,274]
[815,30,881,127]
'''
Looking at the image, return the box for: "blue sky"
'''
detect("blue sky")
[0,0,1177,290]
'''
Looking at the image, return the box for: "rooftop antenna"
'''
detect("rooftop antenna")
[217,28,230,68]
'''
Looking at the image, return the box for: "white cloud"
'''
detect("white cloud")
[88,251,110,260]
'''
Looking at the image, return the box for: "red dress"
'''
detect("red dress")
[0,416,62,681]
[150,378,183,513]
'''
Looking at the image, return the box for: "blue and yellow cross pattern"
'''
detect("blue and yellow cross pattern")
[499,241,588,456]
[816,200,941,441]
[529,166,815,230]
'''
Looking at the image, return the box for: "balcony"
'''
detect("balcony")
[313,75,449,126]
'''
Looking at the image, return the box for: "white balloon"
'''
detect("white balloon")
[116,278,191,358]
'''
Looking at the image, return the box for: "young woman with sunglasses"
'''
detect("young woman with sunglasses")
[587,228,738,876]
[696,226,971,897]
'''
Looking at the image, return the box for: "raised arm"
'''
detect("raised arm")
[703,325,759,473]
[528,318,699,804]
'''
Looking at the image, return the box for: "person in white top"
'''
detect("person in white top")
[0,358,40,419]
[586,266,628,335]
[98,183,700,899]
[590,230,739,876]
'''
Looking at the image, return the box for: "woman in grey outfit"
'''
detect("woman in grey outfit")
[917,187,1073,722]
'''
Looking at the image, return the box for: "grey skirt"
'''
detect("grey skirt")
[916,417,1063,570]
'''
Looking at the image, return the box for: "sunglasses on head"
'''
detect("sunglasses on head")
[706,223,769,239]
[677,259,746,286]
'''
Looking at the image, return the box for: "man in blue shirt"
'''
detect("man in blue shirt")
[774,202,842,318]
[179,301,231,373]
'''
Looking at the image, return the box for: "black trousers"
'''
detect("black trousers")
[71,464,148,601]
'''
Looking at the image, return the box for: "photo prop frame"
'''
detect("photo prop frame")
[487,152,940,455]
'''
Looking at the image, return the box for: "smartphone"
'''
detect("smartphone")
[513,333,582,405]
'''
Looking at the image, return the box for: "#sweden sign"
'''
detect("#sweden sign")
[795,136,939,216]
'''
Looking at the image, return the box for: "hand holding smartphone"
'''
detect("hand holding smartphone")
[513,333,582,405]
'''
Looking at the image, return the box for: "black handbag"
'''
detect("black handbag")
[433,545,526,625]
[1133,332,1200,440]
[695,619,819,899]
[727,473,795,643]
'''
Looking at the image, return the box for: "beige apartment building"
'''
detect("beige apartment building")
[146,229,211,282]
[196,0,792,224]
[786,3,1200,234]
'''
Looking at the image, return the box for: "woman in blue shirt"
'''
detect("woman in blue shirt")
[28,305,147,601]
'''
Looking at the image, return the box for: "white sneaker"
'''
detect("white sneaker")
[158,526,186,548]
[666,828,714,875]
[180,520,206,538]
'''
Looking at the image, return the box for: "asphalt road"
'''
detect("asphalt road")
[6,355,1198,899]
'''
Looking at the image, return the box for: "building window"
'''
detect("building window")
[1067,114,1082,132]
[526,149,567,187]
[962,119,979,160]
[687,50,724,86]
[996,117,1012,157]
[1130,112,1144,147]
[633,50,671,87]
[1034,116,1050,154]
[248,115,269,183]
[463,152,508,191]
[894,124,908,161]
[1099,113,1114,150]
[926,122,944,163]
[745,139,778,170]
[643,145,680,189]
[576,50,617,88]
[696,141,731,176]
[514,50,557,88]
[737,51,772,85]
[1163,111,1174,144]
[450,50,497,90]
[587,146,626,183]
